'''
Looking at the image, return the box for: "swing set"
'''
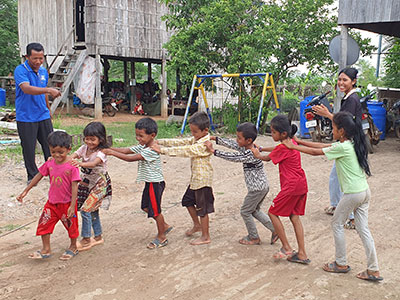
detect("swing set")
[180,72,280,135]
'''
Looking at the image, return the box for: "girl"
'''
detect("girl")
[283,111,383,281]
[71,122,112,251]
[313,68,361,229]
[251,115,310,264]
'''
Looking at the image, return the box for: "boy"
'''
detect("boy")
[102,117,172,249]
[204,122,277,245]
[155,111,214,245]
[17,131,81,260]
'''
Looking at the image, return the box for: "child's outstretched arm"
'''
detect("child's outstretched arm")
[292,135,327,149]
[102,148,144,162]
[282,139,324,156]
[17,173,44,202]
[251,146,272,162]
[71,157,103,168]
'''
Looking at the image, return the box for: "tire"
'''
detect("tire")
[365,133,373,154]
[395,125,400,139]
[311,131,320,142]
[104,104,116,117]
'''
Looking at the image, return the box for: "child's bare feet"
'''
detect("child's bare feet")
[190,236,211,245]
[90,236,104,247]
[185,225,201,236]
[77,237,92,251]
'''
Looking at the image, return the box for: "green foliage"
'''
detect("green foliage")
[0,0,19,75]
[355,59,381,90]
[383,38,400,88]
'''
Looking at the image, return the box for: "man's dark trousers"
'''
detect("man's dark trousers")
[17,119,53,181]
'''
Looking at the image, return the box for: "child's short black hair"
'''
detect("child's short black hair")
[135,117,158,135]
[83,122,109,149]
[237,122,257,142]
[188,111,210,131]
[47,131,72,148]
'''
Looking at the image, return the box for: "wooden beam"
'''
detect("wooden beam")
[130,61,136,114]
[124,61,128,96]
[161,58,168,117]
[335,25,348,113]
[148,63,152,81]
[95,51,102,119]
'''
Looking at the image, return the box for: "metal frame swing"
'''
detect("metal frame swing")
[180,73,280,135]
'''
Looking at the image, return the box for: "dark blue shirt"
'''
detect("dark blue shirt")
[14,61,50,122]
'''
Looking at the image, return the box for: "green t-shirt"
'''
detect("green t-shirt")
[323,140,368,194]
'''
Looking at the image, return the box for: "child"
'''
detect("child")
[283,111,383,281]
[251,115,310,264]
[133,100,145,115]
[156,111,214,246]
[102,117,172,249]
[204,122,278,245]
[70,122,112,251]
[17,131,81,260]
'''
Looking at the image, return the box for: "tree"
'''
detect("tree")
[0,0,19,75]
[382,38,400,88]
[159,0,374,85]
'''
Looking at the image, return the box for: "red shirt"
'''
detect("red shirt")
[269,141,308,195]
[39,160,81,204]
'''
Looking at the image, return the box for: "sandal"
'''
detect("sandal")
[147,238,168,249]
[239,235,261,245]
[287,252,311,265]
[324,206,336,215]
[270,232,279,245]
[59,249,78,261]
[29,250,51,260]
[273,247,293,259]
[344,219,355,230]
[322,261,351,273]
[356,270,383,282]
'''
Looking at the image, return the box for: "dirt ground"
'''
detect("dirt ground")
[0,129,400,300]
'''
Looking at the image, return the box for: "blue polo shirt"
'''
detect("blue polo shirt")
[14,61,50,122]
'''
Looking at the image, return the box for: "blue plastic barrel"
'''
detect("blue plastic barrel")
[367,101,386,139]
[299,96,316,138]
[0,88,5,106]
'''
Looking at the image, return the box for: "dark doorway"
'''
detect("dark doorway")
[75,0,85,42]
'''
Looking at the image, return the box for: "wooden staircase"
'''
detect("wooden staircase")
[48,49,88,114]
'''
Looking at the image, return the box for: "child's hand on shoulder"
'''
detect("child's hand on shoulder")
[101,148,112,155]
[210,136,216,141]
[282,139,294,149]
[70,159,81,167]
[150,142,161,154]
[250,145,261,157]
[204,140,214,153]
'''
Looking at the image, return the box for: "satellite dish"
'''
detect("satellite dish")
[329,35,360,65]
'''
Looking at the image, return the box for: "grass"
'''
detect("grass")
[0,224,21,234]
[0,120,188,165]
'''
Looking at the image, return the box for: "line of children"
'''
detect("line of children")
[16,112,382,282]
[251,115,310,264]
[203,122,278,246]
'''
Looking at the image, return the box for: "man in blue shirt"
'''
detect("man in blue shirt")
[14,43,61,183]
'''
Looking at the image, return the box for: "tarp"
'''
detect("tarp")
[75,56,96,104]
[143,101,161,116]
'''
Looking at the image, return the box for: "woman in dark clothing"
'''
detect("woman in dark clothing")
[310,68,361,229]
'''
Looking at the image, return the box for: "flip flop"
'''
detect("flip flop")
[356,270,383,282]
[239,235,261,245]
[270,232,279,245]
[59,249,79,261]
[273,247,293,259]
[322,261,351,273]
[29,250,51,260]
[164,226,174,235]
[147,238,168,249]
[287,252,311,265]
[324,206,336,215]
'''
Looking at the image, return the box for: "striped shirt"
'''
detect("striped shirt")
[158,134,213,190]
[130,144,164,183]
[214,137,268,192]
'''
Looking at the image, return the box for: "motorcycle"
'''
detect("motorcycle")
[359,92,381,153]
[385,99,400,138]
[304,91,332,142]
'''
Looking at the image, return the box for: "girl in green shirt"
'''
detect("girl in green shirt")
[283,111,382,282]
